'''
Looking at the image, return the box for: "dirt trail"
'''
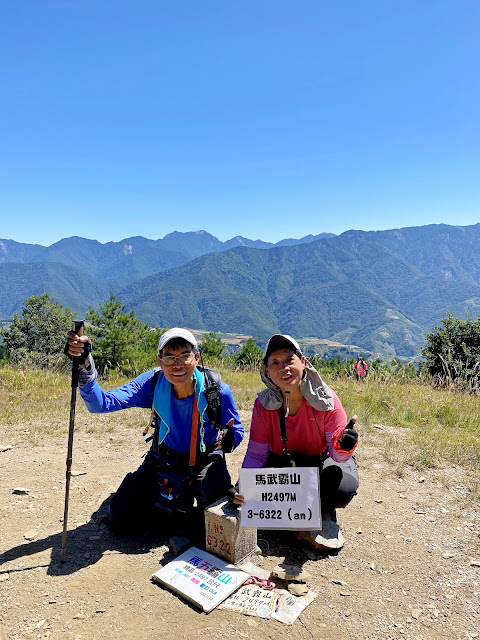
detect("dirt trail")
[1,411,479,640]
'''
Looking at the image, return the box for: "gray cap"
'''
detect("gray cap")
[157,328,198,355]
[264,334,302,363]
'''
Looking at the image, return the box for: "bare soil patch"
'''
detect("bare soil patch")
[1,410,479,640]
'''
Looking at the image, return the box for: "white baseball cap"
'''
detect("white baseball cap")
[157,328,198,355]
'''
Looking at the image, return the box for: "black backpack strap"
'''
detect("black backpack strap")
[143,368,162,443]
[197,366,222,430]
[278,407,289,456]
[278,406,294,466]
[152,367,162,393]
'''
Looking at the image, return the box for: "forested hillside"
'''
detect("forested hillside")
[2,224,479,357]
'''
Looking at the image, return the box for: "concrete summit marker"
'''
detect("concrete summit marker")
[205,497,257,564]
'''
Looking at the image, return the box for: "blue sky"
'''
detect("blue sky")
[1,1,479,246]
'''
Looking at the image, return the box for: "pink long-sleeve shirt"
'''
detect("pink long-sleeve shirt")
[242,390,356,468]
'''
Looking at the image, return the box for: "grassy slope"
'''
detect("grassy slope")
[1,364,479,496]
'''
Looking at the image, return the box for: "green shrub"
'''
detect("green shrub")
[421,311,480,391]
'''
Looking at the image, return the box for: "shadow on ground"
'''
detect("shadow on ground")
[0,494,182,577]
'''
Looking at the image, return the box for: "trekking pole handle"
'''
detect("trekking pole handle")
[73,319,84,337]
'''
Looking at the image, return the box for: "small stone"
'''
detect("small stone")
[84,553,91,559]
[0,573,9,582]
[411,609,422,619]
[0,445,13,452]
[35,620,46,629]
[399,493,406,499]
[288,583,309,596]
[13,487,30,495]
[442,553,454,559]
[418,477,426,483]
[331,579,348,586]
[470,559,480,568]
[368,562,375,571]
[374,499,383,503]
[88,536,101,541]
[23,529,39,541]
[73,613,86,619]
[271,564,311,582]
[340,592,352,597]
[356,528,362,534]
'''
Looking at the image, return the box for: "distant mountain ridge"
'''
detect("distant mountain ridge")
[1,224,479,357]
[0,231,336,287]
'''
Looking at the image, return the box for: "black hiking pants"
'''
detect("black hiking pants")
[108,448,232,535]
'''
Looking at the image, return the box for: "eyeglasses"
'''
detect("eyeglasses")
[159,353,195,366]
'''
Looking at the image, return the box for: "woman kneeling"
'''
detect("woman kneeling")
[235,334,359,550]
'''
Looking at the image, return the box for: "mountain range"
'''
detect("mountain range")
[1,224,479,358]
[0,231,335,289]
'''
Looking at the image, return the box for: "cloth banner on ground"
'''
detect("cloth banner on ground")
[219,584,317,624]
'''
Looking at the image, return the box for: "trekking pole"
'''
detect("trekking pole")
[61,319,85,562]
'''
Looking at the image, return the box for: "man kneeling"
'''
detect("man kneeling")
[66,327,243,536]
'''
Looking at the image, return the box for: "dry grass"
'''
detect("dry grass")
[1,363,479,480]
[0,366,149,444]
[334,376,480,472]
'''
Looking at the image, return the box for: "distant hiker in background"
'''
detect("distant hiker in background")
[233,334,359,551]
[65,327,243,540]
[354,357,368,382]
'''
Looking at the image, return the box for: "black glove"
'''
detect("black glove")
[226,486,238,508]
[64,338,92,365]
[338,417,358,450]
[220,426,235,453]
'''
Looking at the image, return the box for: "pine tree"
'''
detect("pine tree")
[1,293,73,364]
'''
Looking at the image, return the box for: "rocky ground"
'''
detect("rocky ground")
[1,409,479,640]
